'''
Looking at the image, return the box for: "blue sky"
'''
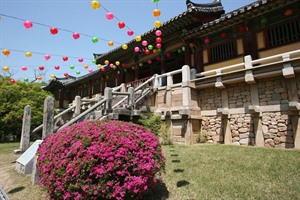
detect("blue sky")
[0,0,254,82]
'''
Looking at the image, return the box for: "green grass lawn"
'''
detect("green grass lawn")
[1,143,300,200]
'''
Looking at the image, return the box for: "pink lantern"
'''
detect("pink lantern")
[73,32,80,39]
[88,69,93,73]
[109,63,114,68]
[204,38,211,44]
[44,54,51,60]
[10,79,16,84]
[134,47,140,53]
[78,58,83,62]
[155,30,162,37]
[106,12,114,20]
[127,30,134,36]
[142,40,148,46]
[24,20,33,29]
[156,43,162,49]
[148,60,152,64]
[54,66,60,70]
[21,66,27,71]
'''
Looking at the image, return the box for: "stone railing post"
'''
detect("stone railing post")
[74,96,81,117]
[153,74,159,88]
[14,105,31,154]
[128,87,135,107]
[166,74,173,108]
[181,65,191,108]
[244,55,255,84]
[104,87,113,114]
[42,96,54,139]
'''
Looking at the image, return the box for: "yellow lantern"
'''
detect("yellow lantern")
[115,61,120,66]
[84,65,89,69]
[91,0,100,9]
[25,51,32,57]
[154,20,161,28]
[139,63,143,67]
[104,60,109,65]
[153,9,161,17]
[50,74,56,79]
[97,64,102,69]
[135,36,142,42]
[108,41,114,46]
[3,66,9,71]
[122,44,128,50]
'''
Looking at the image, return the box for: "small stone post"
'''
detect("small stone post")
[74,95,81,117]
[42,96,54,139]
[14,105,31,154]
[128,87,135,107]
[104,87,113,114]
[31,155,39,185]
[166,74,173,108]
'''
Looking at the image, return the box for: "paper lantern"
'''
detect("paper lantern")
[108,41,114,46]
[284,9,293,16]
[73,32,80,39]
[156,37,162,43]
[88,69,93,73]
[156,43,162,49]
[50,74,56,79]
[2,49,10,56]
[78,58,83,62]
[122,44,128,50]
[121,63,126,67]
[157,48,162,53]
[155,30,162,36]
[104,60,109,65]
[118,21,125,29]
[64,73,69,77]
[134,47,140,53]
[50,27,58,35]
[76,71,81,75]
[91,0,100,9]
[204,38,211,44]
[24,20,33,29]
[92,37,98,43]
[177,49,182,53]
[23,78,29,82]
[135,36,142,42]
[260,18,268,25]
[145,49,150,55]
[127,30,134,36]
[148,45,153,50]
[97,64,102,69]
[25,51,32,57]
[153,49,158,54]
[153,9,161,17]
[54,66,60,70]
[62,56,68,61]
[106,12,114,20]
[37,76,42,80]
[166,53,172,58]
[39,66,45,70]
[152,0,160,2]
[3,66,9,71]
[10,79,16,84]
[154,21,161,28]
[21,66,27,71]
[109,63,114,68]
[139,63,143,67]
[148,60,153,64]
[115,61,120,66]
[239,26,247,32]
[100,67,105,72]
[220,32,227,38]
[92,59,96,64]
[44,54,51,60]
[84,65,89,69]
[70,65,75,70]
[142,40,148,46]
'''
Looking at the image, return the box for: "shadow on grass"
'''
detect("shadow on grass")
[174,169,184,173]
[142,180,169,200]
[176,180,190,187]
[8,186,25,194]
[170,154,178,157]
[171,159,180,163]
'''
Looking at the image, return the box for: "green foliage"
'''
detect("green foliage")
[137,113,162,136]
[0,76,52,142]
[158,122,173,145]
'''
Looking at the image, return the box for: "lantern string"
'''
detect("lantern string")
[0,13,123,44]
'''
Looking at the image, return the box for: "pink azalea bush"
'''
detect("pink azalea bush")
[37,120,165,200]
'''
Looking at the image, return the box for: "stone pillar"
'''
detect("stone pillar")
[104,87,113,114]
[42,96,54,139]
[220,89,232,145]
[181,65,191,108]
[128,87,134,107]
[14,105,31,154]
[31,155,39,185]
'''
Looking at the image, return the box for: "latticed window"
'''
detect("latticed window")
[266,19,300,47]
[210,40,237,63]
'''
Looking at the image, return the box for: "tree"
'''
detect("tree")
[0,76,52,142]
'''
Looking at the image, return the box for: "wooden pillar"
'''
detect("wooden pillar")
[184,44,191,67]
[160,53,166,86]
[194,40,203,73]
[58,89,64,108]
